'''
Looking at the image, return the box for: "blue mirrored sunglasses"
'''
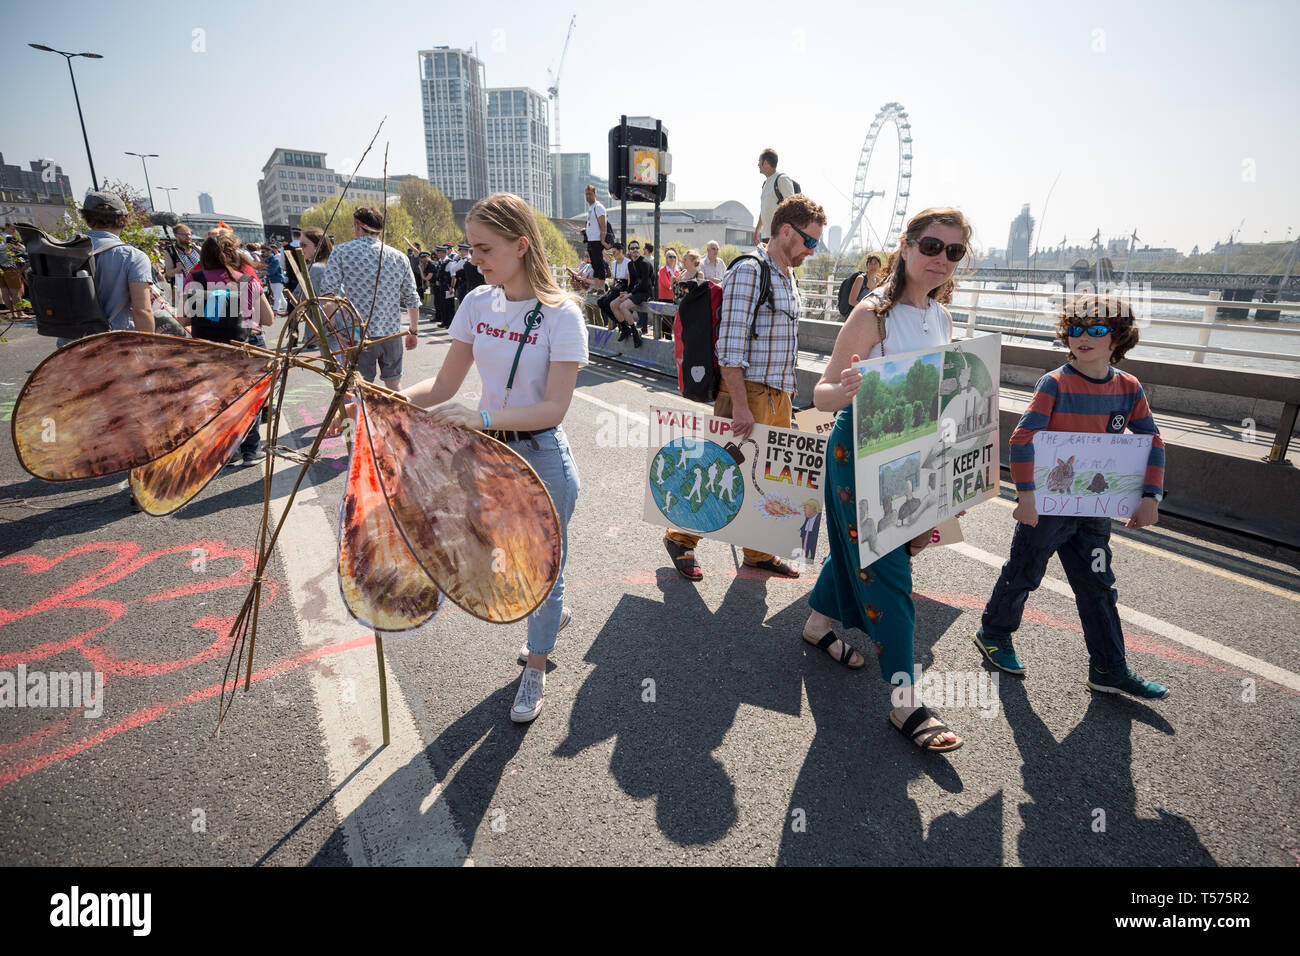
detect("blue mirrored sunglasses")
[1067,324,1112,338]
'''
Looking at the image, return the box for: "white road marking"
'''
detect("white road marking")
[270,424,468,865]
[985,494,1300,603]
[949,541,1300,692]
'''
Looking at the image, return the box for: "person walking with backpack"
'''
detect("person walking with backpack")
[662,194,826,581]
[753,148,799,247]
[398,192,588,724]
[799,207,972,753]
[70,191,156,343]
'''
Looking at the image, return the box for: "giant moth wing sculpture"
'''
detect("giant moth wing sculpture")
[11,327,561,739]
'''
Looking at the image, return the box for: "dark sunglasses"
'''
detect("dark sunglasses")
[1066,324,1113,338]
[909,236,966,262]
[789,222,819,250]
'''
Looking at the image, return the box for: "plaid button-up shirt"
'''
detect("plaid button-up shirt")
[716,246,801,397]
[319,236,420,338]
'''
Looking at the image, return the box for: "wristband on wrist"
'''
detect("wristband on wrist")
[479,409,492,430]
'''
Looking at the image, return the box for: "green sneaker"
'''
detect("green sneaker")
[1087,664,1169,700]
[973,628,1025,675]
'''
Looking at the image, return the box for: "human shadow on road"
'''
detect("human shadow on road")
[306,683,523,865]
[775,593,1006,864]
[554,570,804,846]
[997,675,1216,865]
[0,476,137,557]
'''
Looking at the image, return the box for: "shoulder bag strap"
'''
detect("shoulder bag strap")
[501,303,544,409]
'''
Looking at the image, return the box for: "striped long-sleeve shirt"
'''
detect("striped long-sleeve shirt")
[1008,364,1165,497]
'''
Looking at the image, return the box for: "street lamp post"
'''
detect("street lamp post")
[157,186,179,213]
[125,152,159,212]
[28,44,103,191]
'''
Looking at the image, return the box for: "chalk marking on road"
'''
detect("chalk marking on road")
[985,495,1300,603]
[949,541,1300,692]
[271,425,468,866]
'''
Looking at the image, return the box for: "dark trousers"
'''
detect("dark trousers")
[586,241,608,280]
[597,286,621,326]
[239,332,267,456]
[981,515,1127,673]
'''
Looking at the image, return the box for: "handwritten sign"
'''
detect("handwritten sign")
[1031,431,1152,518]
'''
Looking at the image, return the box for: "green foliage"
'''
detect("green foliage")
[533,208,578,269]
[1143,241,1296,274]
[47,179,162,265]
[299,197,414,250]
[857,358,940,452]
[398,179,462,249]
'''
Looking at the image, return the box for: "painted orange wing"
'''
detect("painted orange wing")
[361,390,560,623]
[129,375,273,516]
[337,396,442,630]
[13,332,271,481]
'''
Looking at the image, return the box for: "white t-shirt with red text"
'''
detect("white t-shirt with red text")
[450,284,589,411]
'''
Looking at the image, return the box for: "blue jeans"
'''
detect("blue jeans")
[980,515,1126,673]
[506,426,580,657]
[239,332,267,456]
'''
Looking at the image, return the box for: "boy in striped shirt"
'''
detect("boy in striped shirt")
[975,294,1169,699]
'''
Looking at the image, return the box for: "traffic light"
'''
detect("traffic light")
[609,119,668,203]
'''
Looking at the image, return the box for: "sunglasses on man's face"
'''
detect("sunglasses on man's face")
[789,223,819,250]
[1066,324,1113,339]
[909,236,967,262]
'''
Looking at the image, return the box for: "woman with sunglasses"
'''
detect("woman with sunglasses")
[800,207,972,753]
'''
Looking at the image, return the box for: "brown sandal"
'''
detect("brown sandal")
[744,555,801,578]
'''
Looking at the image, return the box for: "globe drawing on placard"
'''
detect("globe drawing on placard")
[649,438,745,533]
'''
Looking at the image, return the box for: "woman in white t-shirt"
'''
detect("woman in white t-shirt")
[402,193,589,724]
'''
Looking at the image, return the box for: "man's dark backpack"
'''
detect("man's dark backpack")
[17,224,119,339]
[837,271,866,317]
[772,173,802,202]
[673,255,772,403]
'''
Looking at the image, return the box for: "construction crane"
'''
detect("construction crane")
[547,14,577,219]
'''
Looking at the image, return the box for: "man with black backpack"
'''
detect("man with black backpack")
[580,184,612,289]
[753,148,800,247]
[65,190,155,344]
[663,194,826,582]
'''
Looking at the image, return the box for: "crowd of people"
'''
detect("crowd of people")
[9,144,1170,738]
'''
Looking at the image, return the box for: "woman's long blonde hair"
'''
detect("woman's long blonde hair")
[871,207,974,319]
[466,193,573,310]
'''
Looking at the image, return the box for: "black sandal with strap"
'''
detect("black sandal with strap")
[890,705,963,753]
[804,631,865,670]
[663,536,703,581]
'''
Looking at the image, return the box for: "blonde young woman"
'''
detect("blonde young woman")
[801,207,973,754]
[401,193,588,723]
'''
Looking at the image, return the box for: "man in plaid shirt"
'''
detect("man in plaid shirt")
[319,206,421,390]
[663,194,827,581]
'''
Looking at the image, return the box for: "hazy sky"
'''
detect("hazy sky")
[8,0,1297,253]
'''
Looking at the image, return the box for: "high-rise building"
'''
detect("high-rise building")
[418,47,488,202]
[551,153,611,220]
[258,148,337,227]
[1006,203,1034,267]
[485,87,552,216]
[198,192,214,215]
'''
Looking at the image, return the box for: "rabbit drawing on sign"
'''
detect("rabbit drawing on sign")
[1087,472,1109,494]
[1045,455,1075,494]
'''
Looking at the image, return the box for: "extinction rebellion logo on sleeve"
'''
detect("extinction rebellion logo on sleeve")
[50,886,151,936]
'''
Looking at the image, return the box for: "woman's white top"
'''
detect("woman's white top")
[450,284,589,410]
[863,291,952,357]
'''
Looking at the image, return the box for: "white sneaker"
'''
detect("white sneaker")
[518,606,571,664]
[510,666,545,723]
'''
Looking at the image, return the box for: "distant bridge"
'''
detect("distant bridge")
[968,267,1299,295]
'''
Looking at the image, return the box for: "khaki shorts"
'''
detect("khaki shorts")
[357,336,404,382]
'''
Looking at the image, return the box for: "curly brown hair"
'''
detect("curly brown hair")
[1057,293,1139,363]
